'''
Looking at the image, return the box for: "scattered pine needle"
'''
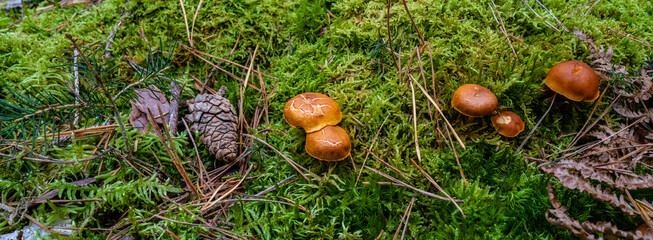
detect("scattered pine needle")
[409,75,466,149]
[410,158,466,218]
[355,115,389,187]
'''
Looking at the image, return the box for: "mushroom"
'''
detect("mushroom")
[451,84,498,117]
[491,111,525,137]
[517,60,600,151]
[305,125,351,161]
[635,224,652,238]
[544,60,600,102]
[283,93,342,133]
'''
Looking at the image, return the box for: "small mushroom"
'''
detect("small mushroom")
[305,125,351,161]
[544,60,600,102]
[451,84,498,117]
[283,93,342,133]
[491,111,525,137]
[635,224,652,238]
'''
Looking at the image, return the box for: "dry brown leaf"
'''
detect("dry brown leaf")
[129,85,171,134]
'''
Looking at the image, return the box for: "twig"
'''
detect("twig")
[517,94,556,152]
[355,115,389,187]
[168,81,182,134]
[409,75,466,149]
[102,2,131,59]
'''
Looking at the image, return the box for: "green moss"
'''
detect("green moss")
[1,0,652,239]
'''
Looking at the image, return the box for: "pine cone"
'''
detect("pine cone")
[185,87,238,162]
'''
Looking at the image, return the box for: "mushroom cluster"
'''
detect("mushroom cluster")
[451,84,525,138]
[283,93,351,161]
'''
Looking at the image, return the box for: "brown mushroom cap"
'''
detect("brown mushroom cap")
[305,125,351,161]
[283,93,342,133]
[451,84,498,117]
[544,60,600,102]
[635,224,652,238]
[491,111,525,137]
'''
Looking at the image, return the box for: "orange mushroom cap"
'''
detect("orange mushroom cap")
[544,60,600,102]
[305,125,351,161]
[491,111,525,137]
[283,93,342,133]
[451,84,498,117]
[635,224,653,238]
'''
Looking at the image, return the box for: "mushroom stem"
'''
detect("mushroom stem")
[516,94,557,152]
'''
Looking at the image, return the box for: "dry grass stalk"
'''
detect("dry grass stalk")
[179,0,192,46]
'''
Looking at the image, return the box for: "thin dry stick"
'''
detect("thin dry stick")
[401,0,425,44]
[364,166,461,202]
[490,1,517,57]
[190,0,203,46]
[409,82,422,162]
[409,75,466,149]
[386,0,400,79]
[179,0,191,46]
[521,0,560,32]
[533,0,568,32]
[410,158,466,217]
[393,196,415,240]
[244,134,322,181]
[355,115,390,187]
[516,94,557,152]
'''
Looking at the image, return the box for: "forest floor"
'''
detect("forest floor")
[1,0,652,239]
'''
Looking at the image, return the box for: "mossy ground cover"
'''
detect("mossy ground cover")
[1,0,652,239]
